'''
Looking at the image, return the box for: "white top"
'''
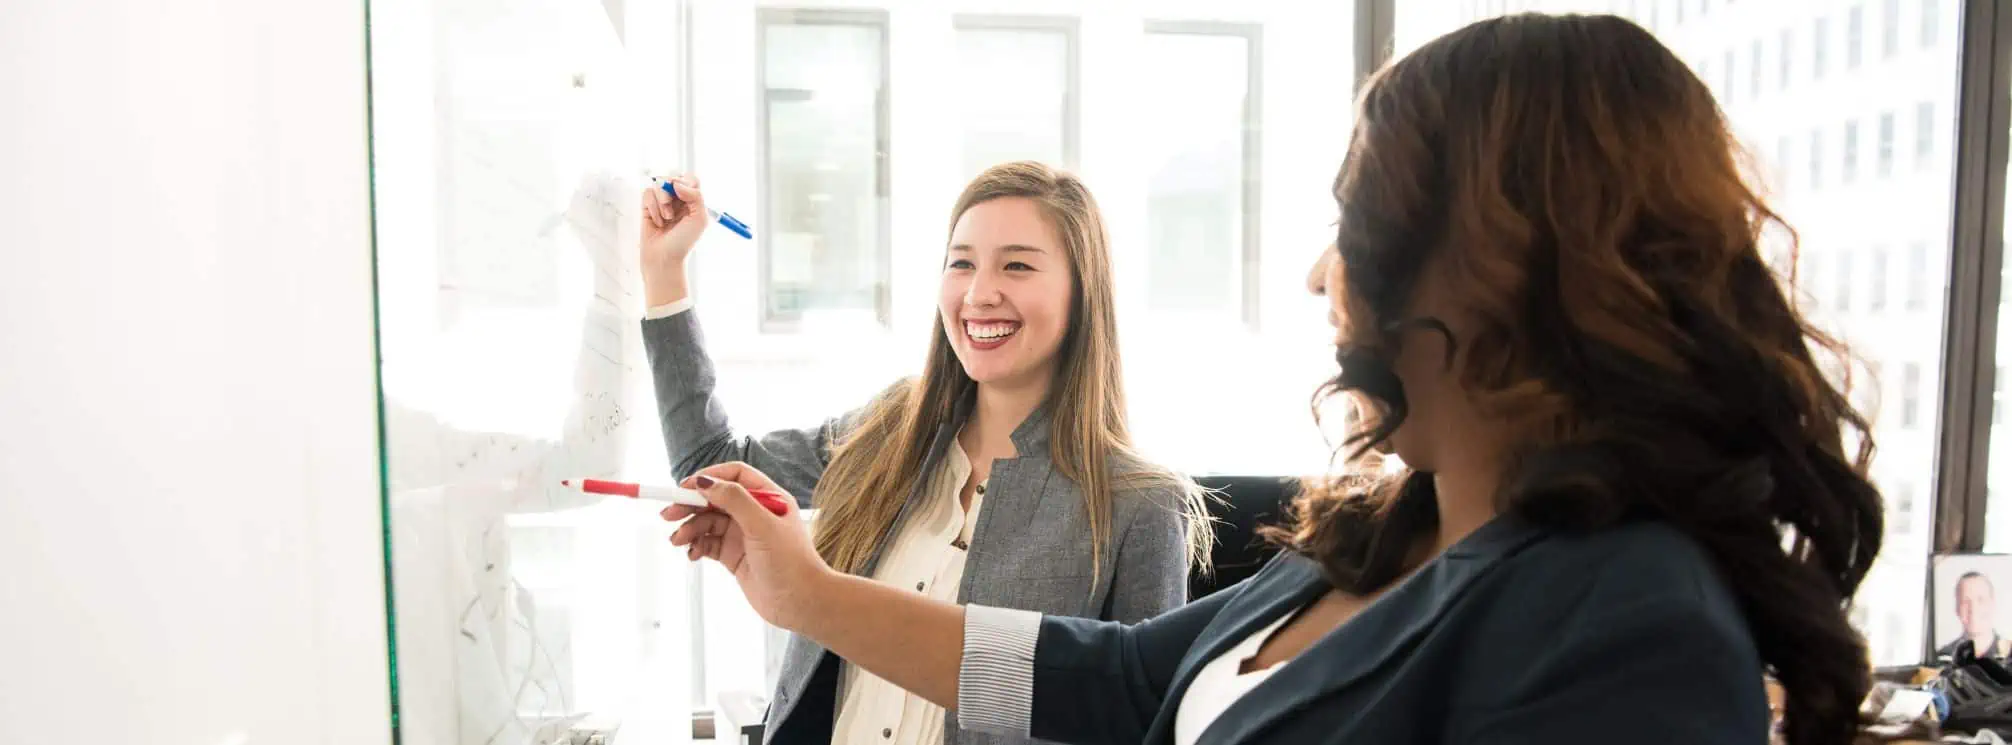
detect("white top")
[643,298,694,319]
[1171,607,1302,745]
[832,439,986,745]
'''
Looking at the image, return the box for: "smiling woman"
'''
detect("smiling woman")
[940,196,1074,388]
[638,161,1210,745]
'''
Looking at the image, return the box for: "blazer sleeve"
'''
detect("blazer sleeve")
[641,310,880,506]
[1101,486,1191,624]
[958,570,1249,745]
[1454,587,1770,743]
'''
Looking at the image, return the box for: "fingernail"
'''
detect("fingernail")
[694,475,716,489]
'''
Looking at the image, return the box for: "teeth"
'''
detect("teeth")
[965,322,1020,340]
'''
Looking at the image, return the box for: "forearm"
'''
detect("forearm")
[644,264,690,307]
[797,570,967,709]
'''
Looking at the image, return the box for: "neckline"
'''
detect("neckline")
[1229,607,1302,678]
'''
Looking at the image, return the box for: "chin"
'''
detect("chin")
[960,366,1017,386]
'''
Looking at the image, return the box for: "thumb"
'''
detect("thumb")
[664,179,708,214]
[694,474,777,529]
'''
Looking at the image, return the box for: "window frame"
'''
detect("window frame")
[950,13,1084,174]
[1140,19,1266,328]
[1933,0,2012,563]
[753,7,895,333]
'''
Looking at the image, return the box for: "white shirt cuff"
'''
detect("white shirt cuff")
[957,604,1042,736]
[643,298,694,320]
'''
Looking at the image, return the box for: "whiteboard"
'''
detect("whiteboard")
[368,0,692,742]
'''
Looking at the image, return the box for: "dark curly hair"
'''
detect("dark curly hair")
[1263,14,1884,745]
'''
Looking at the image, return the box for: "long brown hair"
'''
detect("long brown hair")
[813,161,1209,578]
[1265,14,1882,745]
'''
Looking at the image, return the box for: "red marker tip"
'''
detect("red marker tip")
[560,479,572,487]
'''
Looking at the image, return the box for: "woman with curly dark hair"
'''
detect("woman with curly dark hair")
[662,13,1883,745]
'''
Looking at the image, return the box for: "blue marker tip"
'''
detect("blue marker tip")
[660,180,754,240]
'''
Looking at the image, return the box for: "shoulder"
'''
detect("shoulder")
[1490,520,1755,649]
[1516,520,1723,589]
[1103,449,1200,517]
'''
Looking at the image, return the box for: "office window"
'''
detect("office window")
[1892,481,1915,536]
[1882,0,1900,59]
[1902,362,1921,429]
[1846,4,1863,69]
[1780,28,1794,89]
[1877,111,1895,178]
[1843,119,1860,184]
[1722,49,1736,103]
[954,19,1077,179]
[1836,249,1855,311]
[1869,246,1889,311]
[1907,240,1928,310]
[1923,0,1939,48]
[1809,128,1825,188]
[758,11,890,327]
[1142,25,1259,321]
[1776,135,1792,186]
[1916,100,1936,167]
[1814,17,1829,79]
[1750,39,1763,98]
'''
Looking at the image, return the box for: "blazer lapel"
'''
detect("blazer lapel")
[1137,557,1329,742]
[1195,515,1547,745]
[857,397,971,576]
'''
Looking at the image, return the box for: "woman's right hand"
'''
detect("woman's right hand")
[639,174,707,306]
[663,461,834,632]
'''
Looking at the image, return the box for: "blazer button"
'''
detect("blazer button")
[915,581,925,591]
[882,728,893,739]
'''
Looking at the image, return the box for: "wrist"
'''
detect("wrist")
[642,266,690,308]
[788,565,853,636]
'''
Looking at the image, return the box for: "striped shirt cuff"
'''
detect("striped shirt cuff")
[957,604,1043,736]
[642,298,694,320]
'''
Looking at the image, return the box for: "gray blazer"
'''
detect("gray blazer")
[641,310,1192,745]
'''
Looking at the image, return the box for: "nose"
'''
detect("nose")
[1307,242,1337,296]
[965,268,1003,308]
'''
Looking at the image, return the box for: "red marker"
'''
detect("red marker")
[562,478,792,517]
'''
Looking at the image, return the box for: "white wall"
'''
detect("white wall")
[0,0,392,743]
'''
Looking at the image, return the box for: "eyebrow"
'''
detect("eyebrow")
[947,244,1048,254]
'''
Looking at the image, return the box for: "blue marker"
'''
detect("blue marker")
[658,179,753,240]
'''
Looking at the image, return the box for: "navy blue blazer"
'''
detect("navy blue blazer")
[1018,516,1770,744]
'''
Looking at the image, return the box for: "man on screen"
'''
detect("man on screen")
[1941,571,2012,660]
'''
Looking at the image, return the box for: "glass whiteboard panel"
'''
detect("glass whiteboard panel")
[366,0,693,741]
